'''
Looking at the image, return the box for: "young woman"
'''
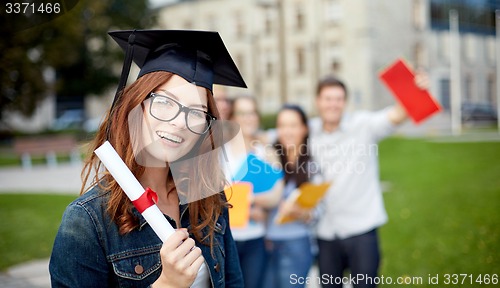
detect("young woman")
[264,104,318,288]
[225,96,283,288]
[49,30,246,288]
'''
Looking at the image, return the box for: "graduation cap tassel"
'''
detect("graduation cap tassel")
[105,31,136,140]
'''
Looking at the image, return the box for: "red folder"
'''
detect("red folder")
[379,59,442,124]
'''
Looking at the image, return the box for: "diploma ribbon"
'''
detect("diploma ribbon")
[132,187,158,213]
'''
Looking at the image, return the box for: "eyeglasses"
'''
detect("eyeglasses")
[147,92,216,135]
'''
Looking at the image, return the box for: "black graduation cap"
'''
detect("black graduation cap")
[105,29,247,139]
[109,30,246,93]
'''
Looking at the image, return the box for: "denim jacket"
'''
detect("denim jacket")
[49,186,243,288]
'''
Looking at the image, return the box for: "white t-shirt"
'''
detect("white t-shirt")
[191,262,210,288]
[309,108,395,240]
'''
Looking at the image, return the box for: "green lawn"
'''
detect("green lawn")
[0,137,498,285]
[0,194,77,270]
[378,137,500,286]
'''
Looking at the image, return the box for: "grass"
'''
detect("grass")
[0,137,498,283]
[378,137,500,286]
[0,194,77,270]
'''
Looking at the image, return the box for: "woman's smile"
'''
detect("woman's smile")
[156,130,185,145]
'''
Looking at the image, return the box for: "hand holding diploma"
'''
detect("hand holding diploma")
[153,229,205,288]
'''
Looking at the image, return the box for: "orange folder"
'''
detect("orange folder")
[379,58,442,124]
[224,182,253,228]
[275,182,331,225]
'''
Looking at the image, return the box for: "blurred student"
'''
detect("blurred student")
[263,104,318,288]
[310,74,428,288]
[226,96,284,288]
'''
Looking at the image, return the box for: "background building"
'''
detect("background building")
[3,0,498,132]
[157,0,498,122]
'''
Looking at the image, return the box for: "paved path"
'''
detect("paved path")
[0,259,50,288]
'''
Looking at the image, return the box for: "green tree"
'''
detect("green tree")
[0,0,156,124]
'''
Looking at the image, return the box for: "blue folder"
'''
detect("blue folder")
[233,153,283,193]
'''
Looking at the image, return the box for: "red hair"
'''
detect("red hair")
[81,71,227,247]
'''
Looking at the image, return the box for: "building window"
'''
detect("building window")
[439,78,451,110]
[331,60,341,74]
[412,0,425,30]
[487,73,496,106]
[486,37,495,64]
[325,0,342,23]
[413,42,424,68]
[264,10,274,35]
[465,74,473,102]
[296,47,305,74]
[264,51,274,77]
[266,61,273,77]
[295,4,305,30]
[326,43,341,74]
[464,35,475,63]
[235,11,244,39]
[438,32,450,63]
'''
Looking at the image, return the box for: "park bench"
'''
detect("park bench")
[13,135,81,170]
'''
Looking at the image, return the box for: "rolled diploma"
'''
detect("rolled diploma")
[94,141,175,242]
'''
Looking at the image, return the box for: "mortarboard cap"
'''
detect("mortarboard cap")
[109,29,247,93]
